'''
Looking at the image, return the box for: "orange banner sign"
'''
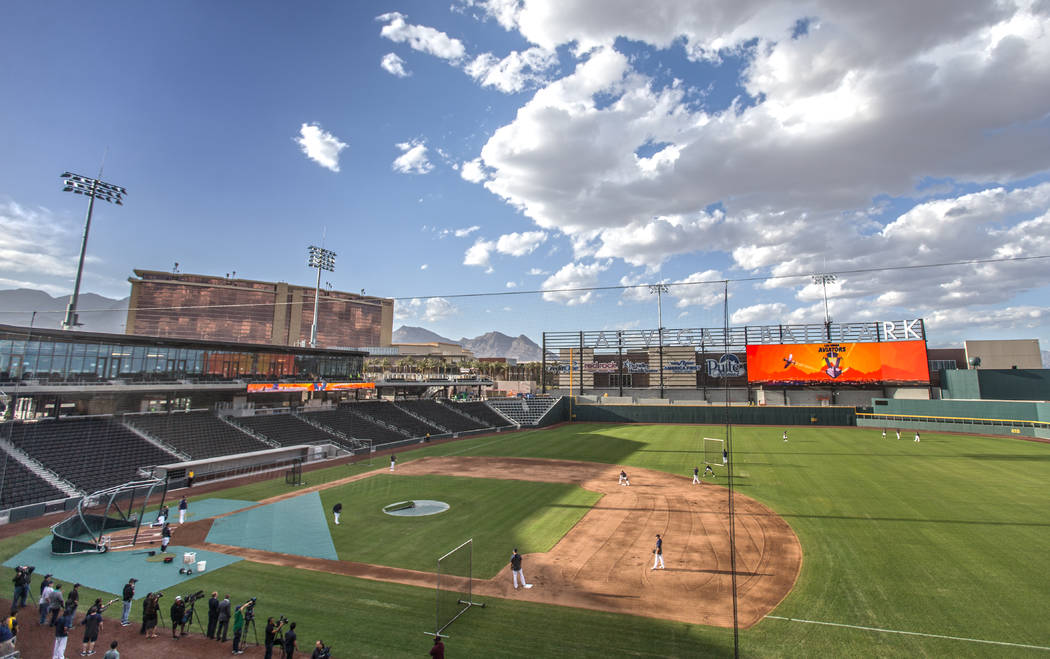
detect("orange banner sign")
[746,341,929,384]
[246,382,375,393]
[323,382,375,390]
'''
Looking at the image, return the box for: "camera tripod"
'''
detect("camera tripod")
[183,599,205,636]
[242,610,259,647]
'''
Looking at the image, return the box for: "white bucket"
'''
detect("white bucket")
[197,560,207,572]
[183,551,196,564]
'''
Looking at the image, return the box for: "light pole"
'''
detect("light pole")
[812,273,836,340]
[307,246,336,348]
[60,172,126,329]
[649,283,669,398]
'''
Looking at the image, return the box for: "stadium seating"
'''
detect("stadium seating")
[301,408,407,446]
[234,414,344,447]
[349,401,442,438]
[395,400,489,432]
[449,401,514,428]
[485,396,559,426]
[0,445,68,508]
[125,411,270,459]
[6,417,178,494]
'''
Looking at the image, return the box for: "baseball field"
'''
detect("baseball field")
[4,422,1050,657]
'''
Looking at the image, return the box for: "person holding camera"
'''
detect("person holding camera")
[81,601,104,656]
[231,599,250,654]
[120,578,136,626]
[216,594,231,642]
[311,640,332,659]
[170,595,187,639]
[11,566,33,610]
[264,616,285,659]
[141,592,160,639]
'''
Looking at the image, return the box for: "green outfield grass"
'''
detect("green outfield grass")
[5,423,1050,657]
[317,474,601,577]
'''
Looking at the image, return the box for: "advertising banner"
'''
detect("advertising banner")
[247,382,376,393]
[323,382,375,391]
[746,340,929,384]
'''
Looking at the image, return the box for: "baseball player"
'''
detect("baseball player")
[651,534,664,569]
[882,429,887,439]
[178,497,188,524]
[390,454,397,472]
[914,431,921,443]
[621,471,630,486]
[782,430,788,442]
[896,429,901,440]
[332,502,342,525]
[510,549,531,589]
[692,467,700,485]
[618,470,627,485]
[703,464,715,478]
[722,448,728,466]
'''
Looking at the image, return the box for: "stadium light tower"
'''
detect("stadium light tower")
[649,283,669,397]
[59,172,126,329]
[813,273,836,339]
[307,245,336,348]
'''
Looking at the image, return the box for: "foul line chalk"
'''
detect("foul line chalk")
[765,616,1050,652]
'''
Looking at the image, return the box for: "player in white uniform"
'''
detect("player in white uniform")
[692,467,700,484]
[782,430,788,442]
[651,534,665,569]
[914,431,921,442]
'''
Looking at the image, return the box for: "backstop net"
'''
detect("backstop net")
[703,437,725,466]
[433,538,484,636]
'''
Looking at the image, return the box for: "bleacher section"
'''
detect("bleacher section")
[6,417,178,494]
[234,414,343,447]
[301,409,407,445]
[126,411,270,459]
[453,401,513,428]
[486,396,559,426]
[349,401,442,438]
[0,446,67,508]
[396,400,488,433]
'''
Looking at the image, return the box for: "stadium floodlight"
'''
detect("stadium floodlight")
[60,172,127,330]
[649,284,669,397]
[307,245,336,348]
[812,274,836,327]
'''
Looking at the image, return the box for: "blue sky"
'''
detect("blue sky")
[1,1,1048,348]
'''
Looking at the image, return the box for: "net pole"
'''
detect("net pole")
[723,279,740,658]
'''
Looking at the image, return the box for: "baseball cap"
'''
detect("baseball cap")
[129,578,138,583]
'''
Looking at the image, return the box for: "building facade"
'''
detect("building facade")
[126,270,393,349]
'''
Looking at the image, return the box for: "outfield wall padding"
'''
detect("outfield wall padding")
[568,404,856,426]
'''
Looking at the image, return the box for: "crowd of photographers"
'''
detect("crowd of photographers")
[7,565,333,658]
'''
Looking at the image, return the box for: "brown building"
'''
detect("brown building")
[126,270,393,348]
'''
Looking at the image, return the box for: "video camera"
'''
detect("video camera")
[184,590,206,606]
[243,597,257,621]
[315,643,332,659]
[15,565,34,575]
[97,597,121,612]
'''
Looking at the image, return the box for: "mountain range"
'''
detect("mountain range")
[392,325,543,361]
[0,289,129,333]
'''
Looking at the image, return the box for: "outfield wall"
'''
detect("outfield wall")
[858,398,1050,439]
[569,404,856,426]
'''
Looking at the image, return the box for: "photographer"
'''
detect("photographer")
[311,640,332,659]
[11,565,33,610]
[231,599,251,654]
[264,616,286,659]
[141,592,160,639]
[170,595,186,640]
[80,600,103,656]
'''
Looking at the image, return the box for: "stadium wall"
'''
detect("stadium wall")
[858,398,1050,439]
[569,404,856,426]
[940,368,1050,400]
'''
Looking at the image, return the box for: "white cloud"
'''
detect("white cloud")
[398,297,459,323]
[541,261,610,305]
[377,12,466,61]
[527,267,548,276]
[0,201,78,282]
[420,264,429,270]
[731,302,789,325]
[670,270,725,308]
[392,140,434,174]
[381,52,411,77]
[465,46,558,93]
[463,239,496,269]
[506,281,518,288]
[295,123,348,172]
[495,231,547,256]
[460,158,487,183]
[454,225,480,237]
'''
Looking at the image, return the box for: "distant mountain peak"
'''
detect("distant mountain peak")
[392,325,541,361]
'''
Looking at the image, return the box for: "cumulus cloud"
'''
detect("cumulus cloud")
[463,238,496,270]
[465,46,558,93]
[377,12,466,61]
[460,158,487,183]
[670,270,726,308]
[392,140,434,174]
[731,302,789,325]
[495,231,547,256]
[506,281,518,288]
[0,201,81,289]
[454,225,480,237]
[527,267,548,276]
[381,52,410,77]
[398,297,458,323]
[541,261,610,305]
[461,2,1050,334]
[295,122,348,172]
[420,264,429,270]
